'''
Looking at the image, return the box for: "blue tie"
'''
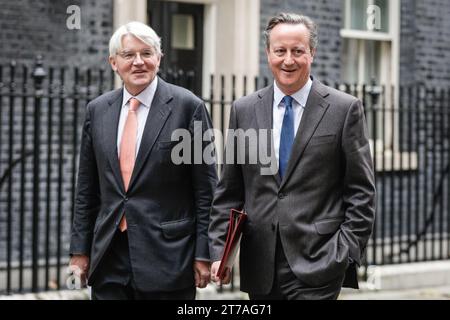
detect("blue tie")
[279,96,294,179]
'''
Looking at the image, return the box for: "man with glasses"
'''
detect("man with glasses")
[69,21,217,300]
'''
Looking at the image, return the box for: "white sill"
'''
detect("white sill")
[340,29,392,41]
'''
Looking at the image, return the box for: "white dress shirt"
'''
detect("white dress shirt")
[117,77,158,157]
[272,77,313,163]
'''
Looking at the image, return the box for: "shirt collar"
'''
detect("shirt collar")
[273,76,313,108]
[122,76,158,109]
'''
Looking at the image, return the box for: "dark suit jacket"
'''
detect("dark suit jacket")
[70,77,217,292]
[209,79,375,294]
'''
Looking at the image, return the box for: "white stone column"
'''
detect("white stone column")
[113,0,147,29]
[112,0,148,88]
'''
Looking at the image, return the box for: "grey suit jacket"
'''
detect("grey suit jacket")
[70,77,217,292]
[209,78,375,294]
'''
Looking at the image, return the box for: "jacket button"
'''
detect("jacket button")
[278,193,284,199]
[124,197,129,201]
[271,223,276,231]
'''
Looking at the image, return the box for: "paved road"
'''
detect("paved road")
[2,284,450,300]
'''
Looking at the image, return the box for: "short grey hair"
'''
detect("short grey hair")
[109,21,162,57]
[264,12,318,51]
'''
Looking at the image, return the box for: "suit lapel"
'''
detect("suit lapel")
[255,85,273,131]
[254,85,281,185]
[103,89,124,191]
[128,77,173,190]
[280,80,330,189]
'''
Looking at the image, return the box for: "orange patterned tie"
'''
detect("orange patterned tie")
[118,97,140,232]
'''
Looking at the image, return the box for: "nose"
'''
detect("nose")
[133,53,144,65]
[283,52,294,65]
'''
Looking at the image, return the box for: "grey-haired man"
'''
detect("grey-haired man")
[69,21,217,300]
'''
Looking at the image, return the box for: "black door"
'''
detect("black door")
[148,1,204,95]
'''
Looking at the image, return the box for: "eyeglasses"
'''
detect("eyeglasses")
[118,50,155,61]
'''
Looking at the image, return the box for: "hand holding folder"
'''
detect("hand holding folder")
[216,209,247,280]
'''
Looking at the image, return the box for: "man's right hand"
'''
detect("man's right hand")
[211,261,232,285]
[69,255,90,288]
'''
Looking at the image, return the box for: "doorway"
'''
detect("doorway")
[148,1,204,95]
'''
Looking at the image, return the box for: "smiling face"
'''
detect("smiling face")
[266,23,315,95]
[109,34,161,96]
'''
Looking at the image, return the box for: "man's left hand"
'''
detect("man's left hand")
[194,260,211,288]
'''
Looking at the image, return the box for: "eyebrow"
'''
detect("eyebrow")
[272,47,306,53]
[272,44,307,49]
[121,48,153,53]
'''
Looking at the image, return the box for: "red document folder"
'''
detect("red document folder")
[217,209,247,280]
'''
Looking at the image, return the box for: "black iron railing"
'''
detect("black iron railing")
[0,57,449,294]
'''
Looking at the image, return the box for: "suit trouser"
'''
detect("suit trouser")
[249,232,344,300]
[90,229,196,300]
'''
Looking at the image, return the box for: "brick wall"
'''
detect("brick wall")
[0,0,113,69]
[0,0,113,271]
[259,0,450,87]
[400,0,450,87]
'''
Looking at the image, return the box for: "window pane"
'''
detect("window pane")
[363,40,381,83]
[342,39,382,84]
[347,0,389,32]
[350,0,367,31]
[342,38,359,83]
[374,0,389,32]
[171,14,195,50]
[342,38,384,140]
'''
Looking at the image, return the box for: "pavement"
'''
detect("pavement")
[338,285,450,300]
[197,283,450,300]
[2,283,450,300]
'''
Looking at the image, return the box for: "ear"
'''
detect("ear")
[265,46,271,62]
[109,55,118,72]
[310,48,316,61]
[156,53,162,67]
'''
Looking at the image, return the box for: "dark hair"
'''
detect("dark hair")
[264,12,318,51]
